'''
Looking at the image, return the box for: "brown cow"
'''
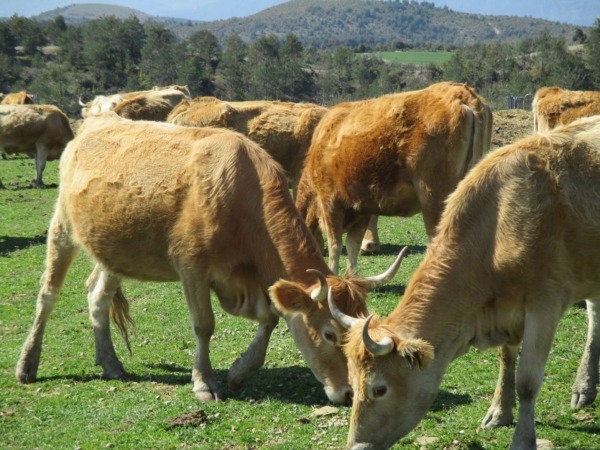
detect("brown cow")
[296,81,492,274]
[15,113,404,404]
[0,104,73,187]
[167,97,328,197]
[1,90,36,105]
[533,86,600,133]
[113,87,191,121]
[330,115,600,450]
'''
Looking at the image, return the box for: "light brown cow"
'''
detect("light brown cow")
[113,87,191,121]
[0,104,73,187]
[1,90,36,105]
[15,113,405,404]
[296,81,492,274]
[79,85,191,118]
[167,96,328,196]
[533,86,600,133]
[329,115,600,450]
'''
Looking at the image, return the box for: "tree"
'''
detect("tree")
[178,30,220,96]
[139,25,179,87]
[216,34,249,100]
[586,19,600,89]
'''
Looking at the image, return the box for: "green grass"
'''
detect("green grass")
[1,155,598,449]
[370,50,454,66]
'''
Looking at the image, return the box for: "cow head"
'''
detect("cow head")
[329,296,437,450]
[269,247,408,406]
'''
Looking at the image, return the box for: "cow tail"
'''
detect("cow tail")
[110,286,135,357]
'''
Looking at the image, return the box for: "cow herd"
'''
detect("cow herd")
[4,82,600,449]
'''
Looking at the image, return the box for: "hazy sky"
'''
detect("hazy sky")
[0,0,594,26]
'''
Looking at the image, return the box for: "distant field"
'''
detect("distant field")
[371,50,454,66]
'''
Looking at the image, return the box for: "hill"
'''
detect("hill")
[29,0,586,48]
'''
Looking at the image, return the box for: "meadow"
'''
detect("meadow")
[371,50,454,66]
[1,155,598,449]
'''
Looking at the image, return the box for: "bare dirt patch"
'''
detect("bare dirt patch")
[492,109,533,148]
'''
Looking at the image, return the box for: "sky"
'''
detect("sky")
[0,0,595,26]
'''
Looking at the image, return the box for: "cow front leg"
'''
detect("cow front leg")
[510,306,562,450]
[345,215,372,275]
[86,266,127,379]
[360,215,380,254]
[572,298,600,408]
[228,312,279,391]
[481,344,518,428]
[181,276,221,402]
[34,144,48,188]
[16,213,78,383]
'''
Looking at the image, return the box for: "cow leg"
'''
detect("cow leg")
[360,215,380,254]
[228,312,279,391]
[481,344,518,427]
[321,207,345,274]
[34,143,48,188]
[16,211,78,383]
[181,276,221,402]
[571,298,600,408]
[86,265,127,379]
[510,307,562,450]
[345,215,371,275]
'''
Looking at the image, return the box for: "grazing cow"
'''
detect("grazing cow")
[533,86,600,133]
[15,113,405,404]
[296,81,492,274]
[329,115,600,450]
[0,104,73,187]
[79,85,191,118]
[1,90,36,105]
[167,97,328,197]
[113,87,191,121]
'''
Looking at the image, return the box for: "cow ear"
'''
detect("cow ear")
[269,280,315,316]
[396,338,434,369]
[526,152,547,172]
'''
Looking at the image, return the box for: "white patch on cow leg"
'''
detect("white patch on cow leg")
[572,298,600,408]
[181,276,221,402]
[510,308,561,450]
[481,344,518,428]
[360,215,381,254]
[228,313,279,391]
[87,267,126,379]
[16,214,78,383]
[34,143,48,188]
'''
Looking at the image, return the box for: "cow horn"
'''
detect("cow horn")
[362,315,394,355]
[327,287,360,329]
[364,246,408,287]
[78,95,87,107]
[307,269,328,302]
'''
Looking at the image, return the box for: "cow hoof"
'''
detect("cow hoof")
[15,364,38,384]
[571,391,597,409]
[101,362,128,380]
[194,388,222,403]
[360,242,380,255]
[481,407,513,428]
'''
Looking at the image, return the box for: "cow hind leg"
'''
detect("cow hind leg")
[86,265,128,380]
[181,275,222,402]
[228,312,279,391]
[345,215,371,275]
[16,212,78,383]
[34,144,48,188]
[360,215,380,254]
[481,343,518,428]
[571,298,600,408]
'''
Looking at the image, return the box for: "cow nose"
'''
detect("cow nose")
[343,388,354,406]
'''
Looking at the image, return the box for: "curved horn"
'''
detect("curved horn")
[362,315,394,356]
[365,246,409,287]
[78,95,87,107]
[327,287,360,329]
[306,269,328,302]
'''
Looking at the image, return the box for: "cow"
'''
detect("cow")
[0,104,73,187]
[295,81,492,275]
[113,87,191,122]
[533,86,600,133]
[1,90,36,105]
[15,112,405,405]
[328,115,600,450]
[79,85,191,118]
[167,96,328,197]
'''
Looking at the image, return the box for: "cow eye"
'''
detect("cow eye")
[373,385,388,398]
[323,329,338,345]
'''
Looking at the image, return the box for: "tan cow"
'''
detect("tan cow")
[329,115,600,450]
[79,85,191,118]
[1,90,36,105]
[167,96,328,197]
[296,81,492,274]
[15,113,404,404]
[533,86,600,133]
[113,87,191,121]
[0,104,73,187]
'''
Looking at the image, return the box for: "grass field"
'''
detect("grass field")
[371,51,454,66]
[1,155,598,449]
